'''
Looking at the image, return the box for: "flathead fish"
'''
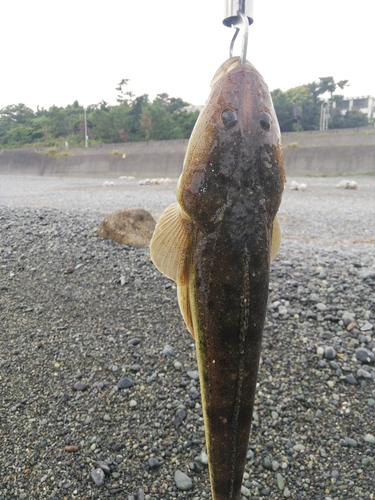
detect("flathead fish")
[150,56,285,500]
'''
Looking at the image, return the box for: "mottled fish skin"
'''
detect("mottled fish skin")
[150,56,285,500]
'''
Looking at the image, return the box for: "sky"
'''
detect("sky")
[1,0,374,111]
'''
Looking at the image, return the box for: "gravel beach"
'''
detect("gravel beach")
[1,174,375,500]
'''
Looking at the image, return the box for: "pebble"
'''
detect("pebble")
[73,382,88,391]
[65,445,78,453]
[118,377,134,389]
[345,437,358,447]
[128,337,141,346]
[276,473,286,490]
[162,345,175,357]
[324,346,336,360]
[198,450,208,465]
[91,468,105,486]
[361,321,373,331]
[148,458,160,469]
[363,433,375,445]
[316,303,328,311]
[293,443,305,452]
[359,269,375,280]
[263,456,272,470]
[96,460,111,476]
[355,348,375,363]
[174,470,193,491]
[187,370,199,380]
[344,374,358,385]
[316,346,325,357]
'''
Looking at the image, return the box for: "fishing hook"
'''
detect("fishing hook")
[229,11,249,65]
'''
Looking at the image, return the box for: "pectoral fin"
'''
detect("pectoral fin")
[150,203,192,283]
[270,215,281,262]
[150,203,195,337]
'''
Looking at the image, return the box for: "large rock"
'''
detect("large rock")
[98,208,156,246]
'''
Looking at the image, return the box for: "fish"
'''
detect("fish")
[150,56,285,500]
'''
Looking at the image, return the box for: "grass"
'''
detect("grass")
[38,148,72,157]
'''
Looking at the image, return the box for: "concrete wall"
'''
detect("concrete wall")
[0,128,374,178]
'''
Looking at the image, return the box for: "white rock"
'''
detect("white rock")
[337,179,350,188]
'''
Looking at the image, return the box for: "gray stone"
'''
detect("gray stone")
[187,370,199,380]
[174,470,193,491]
[357,369,372,379]
[355,347,375,363]
[293,443,305,452]
[241,485,251,497]
[73,382,88,391]
[199,450,208,465]
[148,457,160,469]
[363,433,375,445]
[344,374,358,385]
[91,468,105,486]
[118,377,134,389]
[162,345,175,357]
[345,437,357,447]
[324,346,336,360]
[361,321,373,332]
[263,456,272,470]
[95,460,111,476]
[276,473,285,490]
[359,269,375,280]
[342,311,355,322]
[128,338,141,346]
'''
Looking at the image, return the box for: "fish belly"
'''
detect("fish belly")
[193,230,269,500]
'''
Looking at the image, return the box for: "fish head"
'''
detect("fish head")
[178,56,285,231]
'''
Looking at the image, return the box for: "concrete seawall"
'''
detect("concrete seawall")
[1,128,374,178]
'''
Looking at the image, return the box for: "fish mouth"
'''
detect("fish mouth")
[210,56,263,88]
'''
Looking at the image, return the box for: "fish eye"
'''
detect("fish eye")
[221,109,237,129]
[260,112,272,131]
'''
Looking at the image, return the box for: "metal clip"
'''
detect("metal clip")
[223,0,254,28]
[223,1,253,64]
[229,12,249,64]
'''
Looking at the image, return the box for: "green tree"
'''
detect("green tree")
[139,108,153,141]
[330,107,368,129]
[271,89,294,132]
[317,77,349,100]
[116,79,134,106]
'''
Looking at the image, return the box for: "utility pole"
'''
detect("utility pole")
[84,108,88,148]
[320,101,330,131]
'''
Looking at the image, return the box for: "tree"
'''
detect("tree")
[317,77,349,100]
[330,107,368,129]
[116,79,134,106]
[139,108,153,141]
[271,89,295,132]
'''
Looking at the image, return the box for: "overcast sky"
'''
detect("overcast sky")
[1,0,374,111]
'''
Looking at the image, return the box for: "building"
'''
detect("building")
[334,96,375,120]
